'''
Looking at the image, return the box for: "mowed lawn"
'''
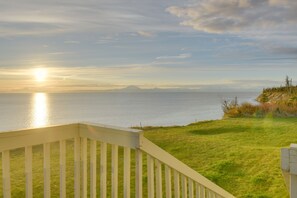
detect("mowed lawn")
[0,118,296,197]
[144,117,297,198]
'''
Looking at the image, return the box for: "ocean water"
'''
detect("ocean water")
[0,92,259,131]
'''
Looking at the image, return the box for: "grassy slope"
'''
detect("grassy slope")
[143,118,297,198]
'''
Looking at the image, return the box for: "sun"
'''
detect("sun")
[34,68,48,82]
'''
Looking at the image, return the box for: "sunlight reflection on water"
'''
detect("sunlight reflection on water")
[32,93,48,127]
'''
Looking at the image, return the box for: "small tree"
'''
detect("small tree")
[286,75,290,88]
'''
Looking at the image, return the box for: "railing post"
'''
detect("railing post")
[155,159,162,198]
[90,140,97,198]
[74,137,81,198]
[147,155,155,198]
[111,144,119,198]
[135,149,142,198]
[174,170,180,198]
[123,147,131,198]
[60,140,66,198]
[165,165,172,198]
[100,142,107,198]
[43,143,51,198]
[81,137,88,198]
[2,150,11,198]
[25,146,33,198]
[281,144,297,198]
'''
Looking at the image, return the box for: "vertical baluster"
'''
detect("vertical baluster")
[100,142,107,198]
[25,146,33,198]
[155,160,162,198]
[123,147,130,198]
[147,155,154,198]
[135,150,142,198]
[2,150,11,198]
[195,183,200,198]
[59,141,66,198]
[174,170,180,198]
[165,165,171,198]
[43,143,51,198]
[74,137,81,198]
[90,140,97,198]
[208,189,212,198]
[81,138,87,198]
[111,144,118,198]
[181,175,187,198]
[200,185,205,198]
[188,178,193,198]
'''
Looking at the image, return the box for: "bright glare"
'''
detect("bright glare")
[34,68,48,82]
[32,93,48,127]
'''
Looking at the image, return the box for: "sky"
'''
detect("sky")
[0,0,297,92]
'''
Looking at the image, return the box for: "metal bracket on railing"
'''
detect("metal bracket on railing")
[281,144,297,197]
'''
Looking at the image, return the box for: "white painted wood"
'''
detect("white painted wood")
[79,123,141,149]
[0,123,236,198]
[43,143,51,198]
[140,137,235,198]
[181,175,187,198]
[165,165,172,198]
[74,137,81,198]
[25,146,33,198]
[155,159,162,198]
[291,175,297,198]
[111,144,118,198]
[123,147,130,198]
[147,155,155,198]
[209,189,213,198]
[59,141,66,198]
[188,178,194,198]
[100,142,107,198]
[135,149,143,198]
[0,124,78,152]
[174,170,180,198]
[195,183,200,198]
[200,185,205,198]
[90,140,97,198]
[2,150,11,198]
[81,137,87,198]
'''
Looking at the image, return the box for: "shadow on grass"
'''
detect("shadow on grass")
[188,126,249,135]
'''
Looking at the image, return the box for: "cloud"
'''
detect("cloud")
[166,0,297,33]
[0,0,183,37]
[64,40,80,44]
[95,36,118,44]
[137,31,155,37]
[156,53,191,60]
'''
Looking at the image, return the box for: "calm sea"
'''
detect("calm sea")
[0,92,259,131]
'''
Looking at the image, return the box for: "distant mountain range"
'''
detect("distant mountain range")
[106,85,198,93]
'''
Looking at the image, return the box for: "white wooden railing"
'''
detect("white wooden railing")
[0,123,235,198]
[281,144,297,198]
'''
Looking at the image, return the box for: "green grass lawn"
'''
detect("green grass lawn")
[1,117,296,197]
[144,117,297,198]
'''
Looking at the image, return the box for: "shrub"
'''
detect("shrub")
[238,103,258,117]
[222,101,297,118]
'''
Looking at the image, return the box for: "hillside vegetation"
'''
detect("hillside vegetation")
[258,76,297,104]
[223,76,297,118]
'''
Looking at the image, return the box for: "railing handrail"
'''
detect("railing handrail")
[0,123,142,152]
[0,123,235,197]
[139,136,235,198]
[79,122,142,148]
[0,124,78,152]
[281,144,297,197]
